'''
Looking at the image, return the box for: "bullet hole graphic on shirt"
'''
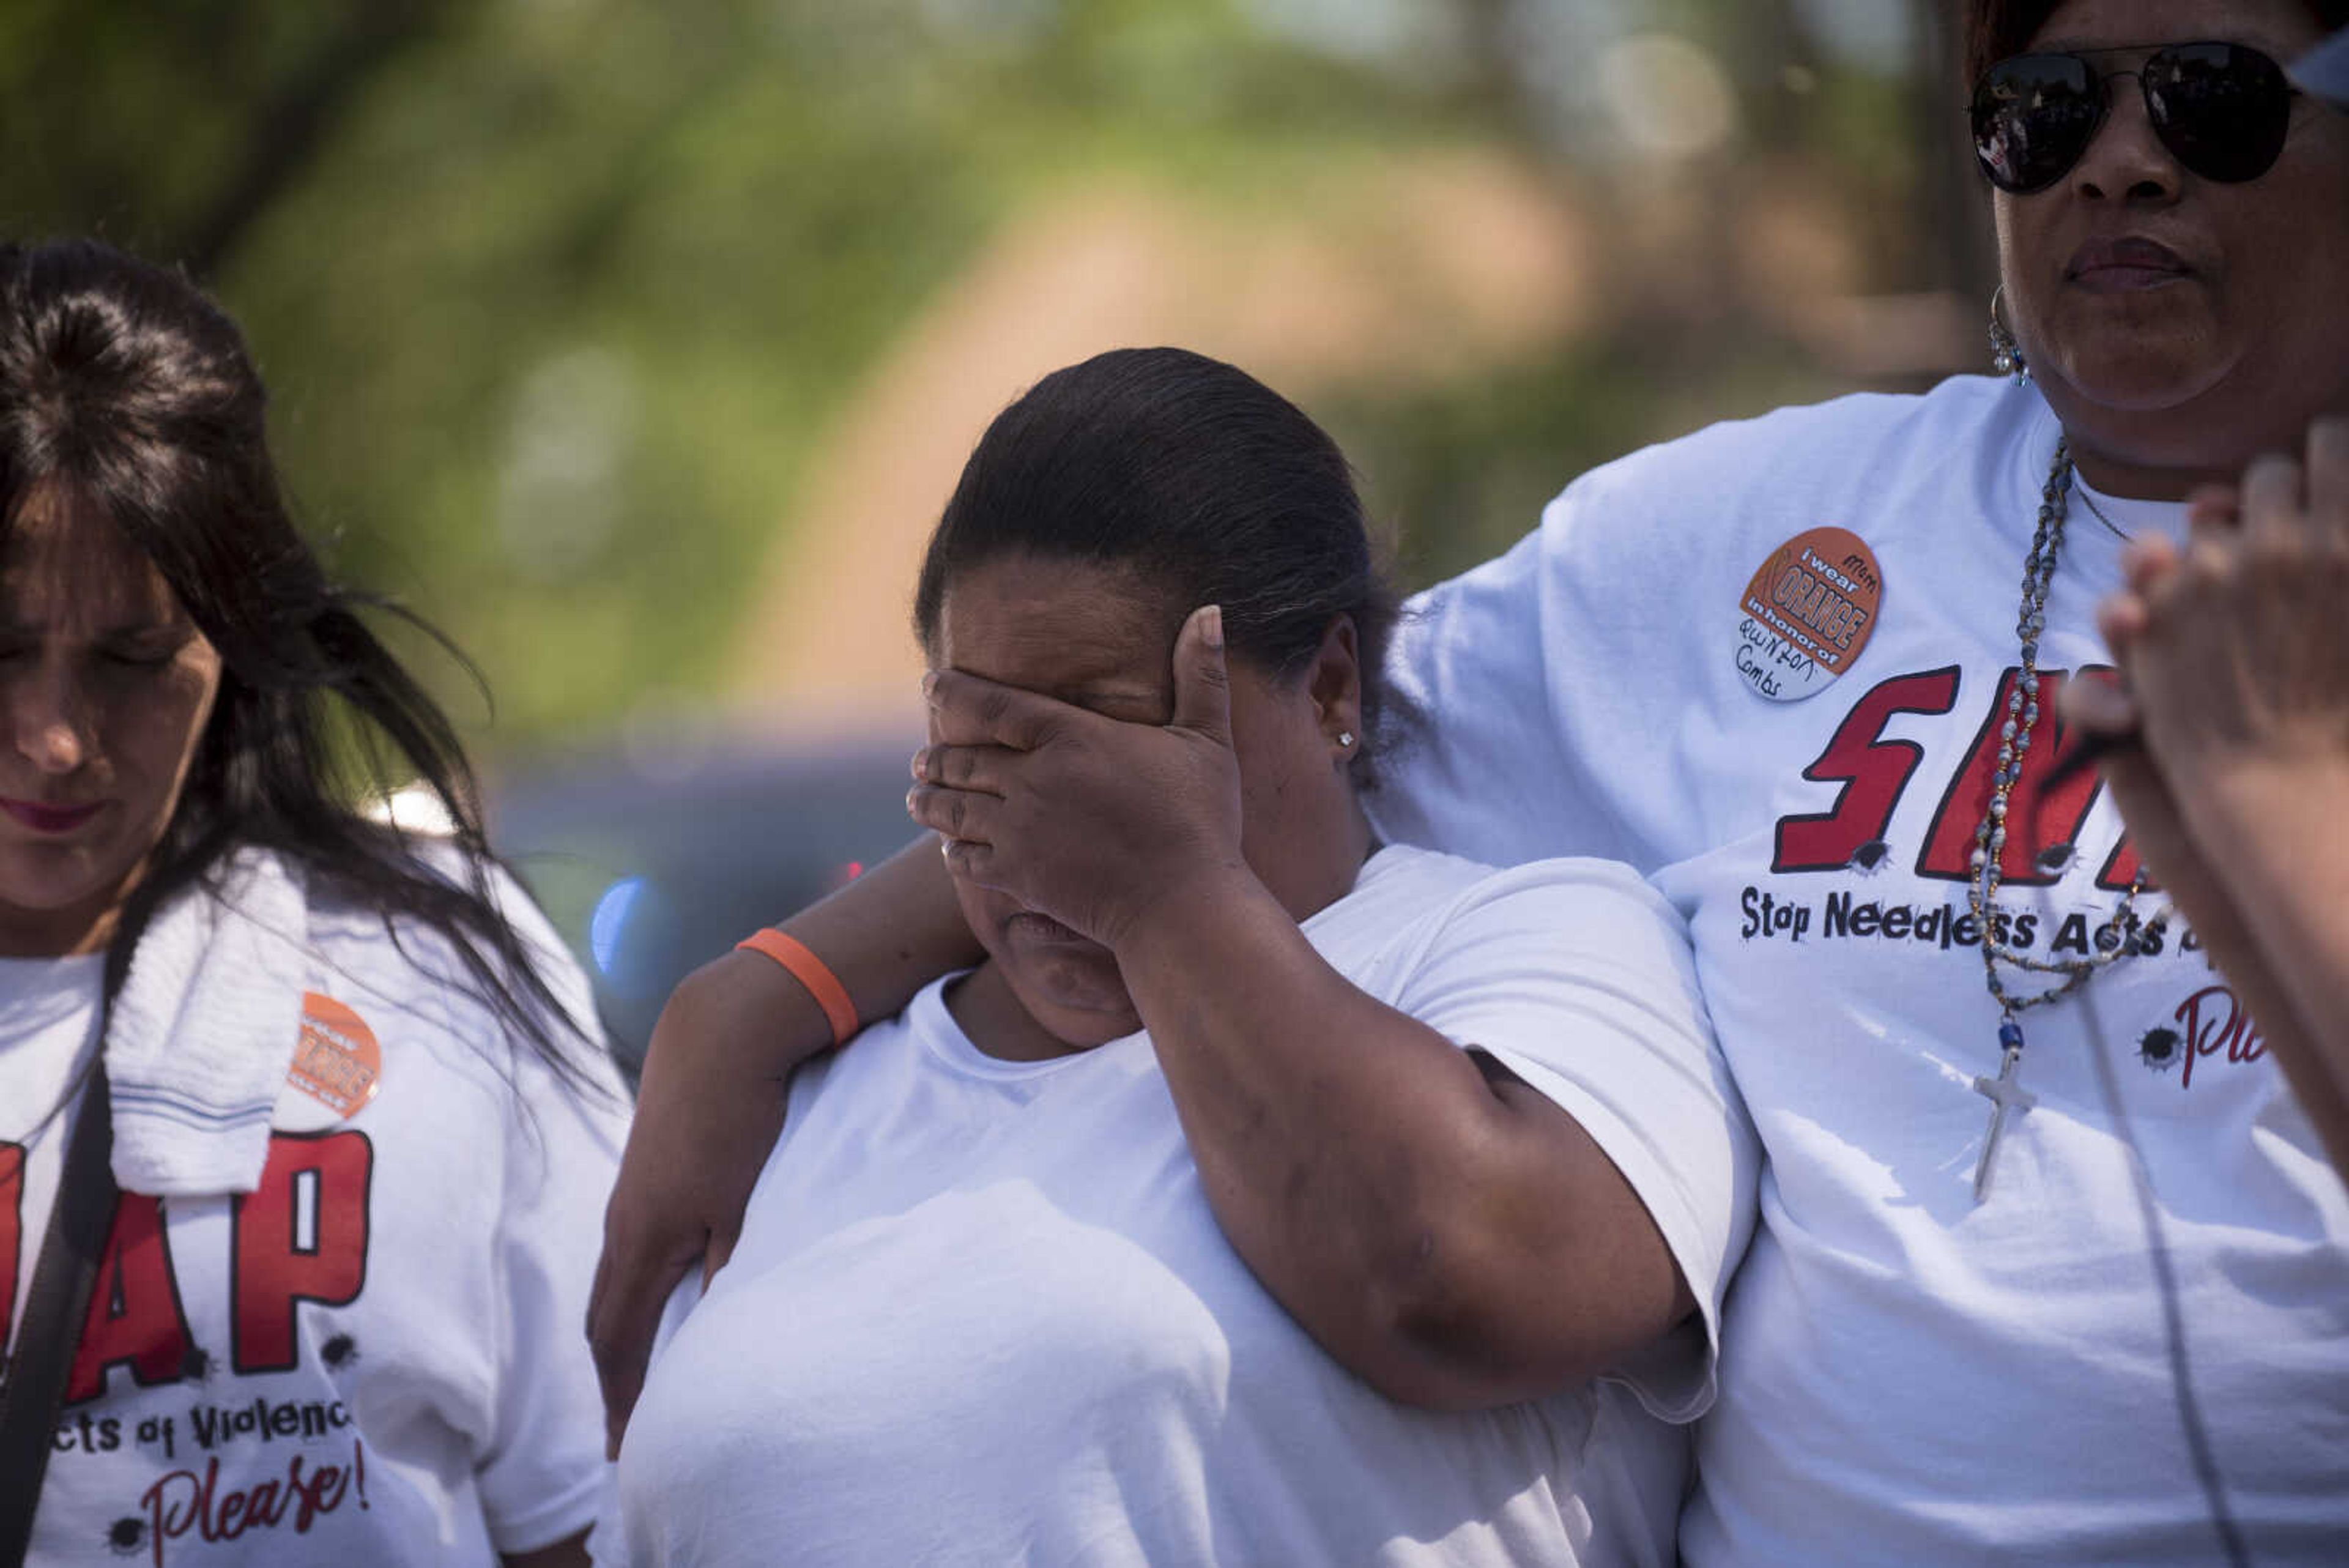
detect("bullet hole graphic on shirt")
[1847,839,1891,875]
[2139,1027,2183,1073]
[2036,842,2077,875]
[106,1516,146,1556]
[321,1332,360,1370]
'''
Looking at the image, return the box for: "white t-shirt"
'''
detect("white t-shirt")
[617,845,1757,1567]
[1,953,106,1342]
[1374,374,2349,1563]
[1,864,629,1566]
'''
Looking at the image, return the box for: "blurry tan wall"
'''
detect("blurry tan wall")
[731,149,1593,734]
[728,146,1973,739]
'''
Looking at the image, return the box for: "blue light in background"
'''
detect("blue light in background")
[589,875,648,975]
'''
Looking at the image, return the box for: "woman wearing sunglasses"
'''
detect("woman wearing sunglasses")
[593,0,2349,1561]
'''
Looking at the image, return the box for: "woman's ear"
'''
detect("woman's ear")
[1307,614,1364,759]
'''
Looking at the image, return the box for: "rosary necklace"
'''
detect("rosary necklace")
[1963,437,2164,1202]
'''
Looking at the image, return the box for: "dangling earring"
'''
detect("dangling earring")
[1988,284,2027,382]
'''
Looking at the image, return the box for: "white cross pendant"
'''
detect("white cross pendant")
[1971,1041,2036,1203]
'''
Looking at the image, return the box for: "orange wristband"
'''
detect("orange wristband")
[734,929,859,1047]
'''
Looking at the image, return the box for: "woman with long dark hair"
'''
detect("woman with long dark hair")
[0,239,623,1567]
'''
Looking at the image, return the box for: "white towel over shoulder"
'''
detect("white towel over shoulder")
[103,847,310,1195]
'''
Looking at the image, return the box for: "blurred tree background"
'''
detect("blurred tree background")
[1,0,1995,764]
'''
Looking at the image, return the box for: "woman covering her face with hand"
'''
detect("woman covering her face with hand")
[598,0,2349,1560]
[612,347,1755,1568]
[0,240,626,1567]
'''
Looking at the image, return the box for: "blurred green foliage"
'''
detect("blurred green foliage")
[3,0,1960,752]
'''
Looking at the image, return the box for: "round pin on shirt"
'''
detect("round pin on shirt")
[288,992,383,1119]
[1734,526,1883,701]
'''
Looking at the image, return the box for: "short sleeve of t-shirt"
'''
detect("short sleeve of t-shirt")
[1373,445,1699,875]
[1375,521,1627,869]
[464,885,633,1552]
[1373,389,1944,877]
[1379,856,1759,1422]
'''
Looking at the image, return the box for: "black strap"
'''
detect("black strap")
[0,1067,117,1567]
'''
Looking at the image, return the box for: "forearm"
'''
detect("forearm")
[2169,758,2349,1173]
[1118,873,1687,1408]
[778,831,984,1026]
[591,830,982,1449]
[674,831,983,1072]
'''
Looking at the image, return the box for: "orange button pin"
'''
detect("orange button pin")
[288,992,382,1119]
[1734,527,1883,702]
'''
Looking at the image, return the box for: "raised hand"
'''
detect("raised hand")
[2094,417,2349,784]
[2062,415,2349,1179]
[907,605,1248,951]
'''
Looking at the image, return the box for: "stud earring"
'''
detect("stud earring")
[1988,284,2027,382]
[1336,731,1355,749]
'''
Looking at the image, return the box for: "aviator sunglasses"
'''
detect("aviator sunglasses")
[1970,41,2298,194]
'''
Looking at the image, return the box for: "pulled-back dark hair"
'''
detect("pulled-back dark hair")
[913,347,1401,776]
[1962,0,2349,86]
[0,238,589,1085]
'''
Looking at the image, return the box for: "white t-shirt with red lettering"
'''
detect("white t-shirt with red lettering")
[1373,374,2349,1563]
[1,858,627,1567]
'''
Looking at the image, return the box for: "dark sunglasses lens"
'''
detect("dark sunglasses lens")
[2147,43,2292,182]
[1973,55,2101,193]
